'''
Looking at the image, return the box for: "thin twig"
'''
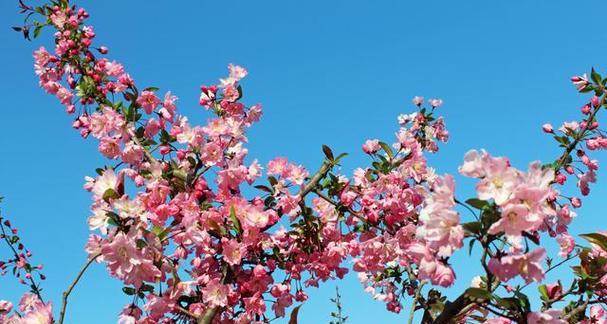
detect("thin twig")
[58,253,101,324]
[408,280,427,324]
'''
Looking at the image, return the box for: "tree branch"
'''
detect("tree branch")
[298,161,331,199]
[58,253,101,324]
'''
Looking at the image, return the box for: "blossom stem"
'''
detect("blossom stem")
[58,253,101,324]
[553,93,603,172]
[407,280,427,324]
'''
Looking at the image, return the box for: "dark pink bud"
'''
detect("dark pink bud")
[159,145,170,155]
[582,104,591,115]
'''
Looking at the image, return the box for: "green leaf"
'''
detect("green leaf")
[254,185,273,193]
[492,296,519,310]
[468,239,476,255]
[136,239,148,248]
[322,145,334,161]
[465,198,488,210]
[237,85,243,99]
[462,221,482,235]
[151,225,168,241]
[122,287,136,295]
[580,233,607,252]
[538,284,549,301]
[230,206,241,234]
[334,152,348,163]
[378,142,394,159]
[464,288,491,302]
[140,284,155,292]
[102,188,119,202]
[143,86,160,92]
[33,25,43,38]
[513,291,531,312]
[289,305,303,324]
[554,135,570,146]
[591,68,602,84]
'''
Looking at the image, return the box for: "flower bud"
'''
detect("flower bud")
[591,96,600,107]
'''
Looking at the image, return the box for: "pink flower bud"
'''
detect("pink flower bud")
[571,197,582,208]
[99,46,109,54]
[159,145,170,155]
[582,104,591,115]
[591,96,600,107]
[542,123,554,133]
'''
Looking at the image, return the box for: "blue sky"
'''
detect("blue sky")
[2,0,607,323]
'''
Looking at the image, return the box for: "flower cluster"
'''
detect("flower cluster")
[0,198,46,305]
[7,0,607,323]
[0,294,52,324]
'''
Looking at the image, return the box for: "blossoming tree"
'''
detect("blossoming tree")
[3,0,607,323]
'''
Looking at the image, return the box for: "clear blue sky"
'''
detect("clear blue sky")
[2,0,607,323]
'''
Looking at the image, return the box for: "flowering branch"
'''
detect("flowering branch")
[6,0,607,323]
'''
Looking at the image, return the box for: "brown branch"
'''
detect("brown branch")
[298,160,331,199]
[58,253,101,324]
[198,306,218,324]
[432,293,472,324]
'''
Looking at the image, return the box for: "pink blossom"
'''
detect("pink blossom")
[228,64,248,81]
[244,292,266,316]
[222,238,245,266]
[244,208,270,229]
[577,170,597,196]
[428,98,443,108]
[362,139,380,154]
[417,175,463,257]
[571,74,589,91]
[556,233,575,258]
[137,91,160,114]
[559,121,579,134]
[488,248,546,283]
[99,136,121,159]
[267,157,289,176]
[105,60,124,77]
[474,153,519,205]
[527,309,565,324]
[89,168,122,199]
[202,278,229,307]
[484,317,512,324]
[20,302,53,324]
[121,142,144,166]
[459,149,487,178]
[159,91,178,120]
[101,231,161,287]
[418,257,455,287]
[0,300,12,314]
[412,96,424,106]
[582,306,607,324]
